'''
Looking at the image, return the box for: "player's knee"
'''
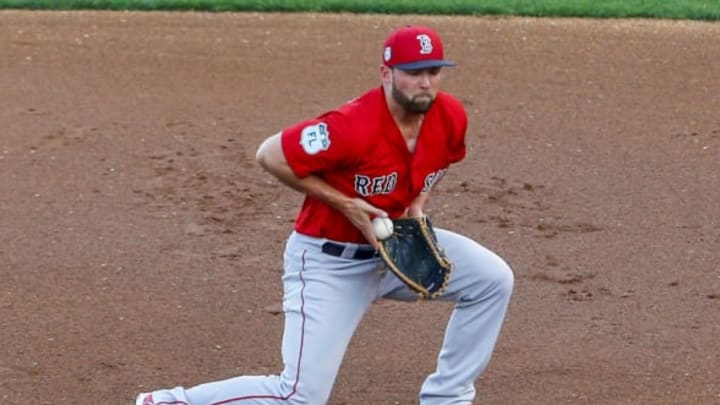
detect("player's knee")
[494,258,514,294]
[472,257,514,301]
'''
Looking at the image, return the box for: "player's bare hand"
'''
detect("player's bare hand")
[338,198,387,249]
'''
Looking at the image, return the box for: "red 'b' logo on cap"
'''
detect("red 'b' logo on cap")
[417,34,433,55]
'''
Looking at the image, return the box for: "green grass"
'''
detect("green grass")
[2,0,720,20]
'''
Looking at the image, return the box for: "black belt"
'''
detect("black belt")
[321,241,377,260]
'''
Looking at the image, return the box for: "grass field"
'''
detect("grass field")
[1,0,720,20]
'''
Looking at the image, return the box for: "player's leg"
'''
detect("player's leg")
[378,228,514,405]
[138,232,382,405]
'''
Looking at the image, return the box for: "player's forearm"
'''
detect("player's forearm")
[284,172,352,210]
[406,169,449,217]
[256,133,351,209]
[405,191,430,217]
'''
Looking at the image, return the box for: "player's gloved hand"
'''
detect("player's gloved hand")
[377,216,452,299]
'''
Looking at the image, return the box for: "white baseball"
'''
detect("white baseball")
[372,217,394,240]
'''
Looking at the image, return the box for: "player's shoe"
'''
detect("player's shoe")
[135,392,153,405]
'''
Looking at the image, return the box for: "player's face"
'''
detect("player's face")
[391,67,442,114]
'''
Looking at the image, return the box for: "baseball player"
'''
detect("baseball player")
[136,25,514,405]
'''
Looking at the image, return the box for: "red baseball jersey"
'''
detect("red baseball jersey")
[281,87,467,243]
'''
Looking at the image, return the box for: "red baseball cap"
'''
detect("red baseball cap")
[382,25,456,70]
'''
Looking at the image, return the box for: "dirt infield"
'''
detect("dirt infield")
[1,10,719,404]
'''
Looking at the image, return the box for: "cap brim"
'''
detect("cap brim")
[393,59,456,70]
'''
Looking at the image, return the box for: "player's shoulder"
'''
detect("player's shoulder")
[430,92,467,131]
[434,91,467,116]
[320,88,382,135]
[428,92,468,142]
[335,87,384,119]
[306,88,380,151]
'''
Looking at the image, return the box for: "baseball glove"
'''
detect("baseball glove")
[377,216,452,299]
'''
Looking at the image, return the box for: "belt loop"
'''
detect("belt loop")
[341,244,358,259]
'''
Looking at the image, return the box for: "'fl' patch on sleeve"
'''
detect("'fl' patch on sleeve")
[299,122,331,155]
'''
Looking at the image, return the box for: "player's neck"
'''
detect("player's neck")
[387,100,424,138]
[390,109,423,153]
[392,109,423,140]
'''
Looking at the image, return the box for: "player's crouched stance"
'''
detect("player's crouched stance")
[135,25,514,405]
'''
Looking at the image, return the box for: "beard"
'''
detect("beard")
[391,82,434,114]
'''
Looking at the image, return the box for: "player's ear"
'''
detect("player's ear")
[380,65,393,84]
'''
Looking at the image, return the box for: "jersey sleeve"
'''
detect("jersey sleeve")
[280,111,358,178]
[447,97,468,164]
